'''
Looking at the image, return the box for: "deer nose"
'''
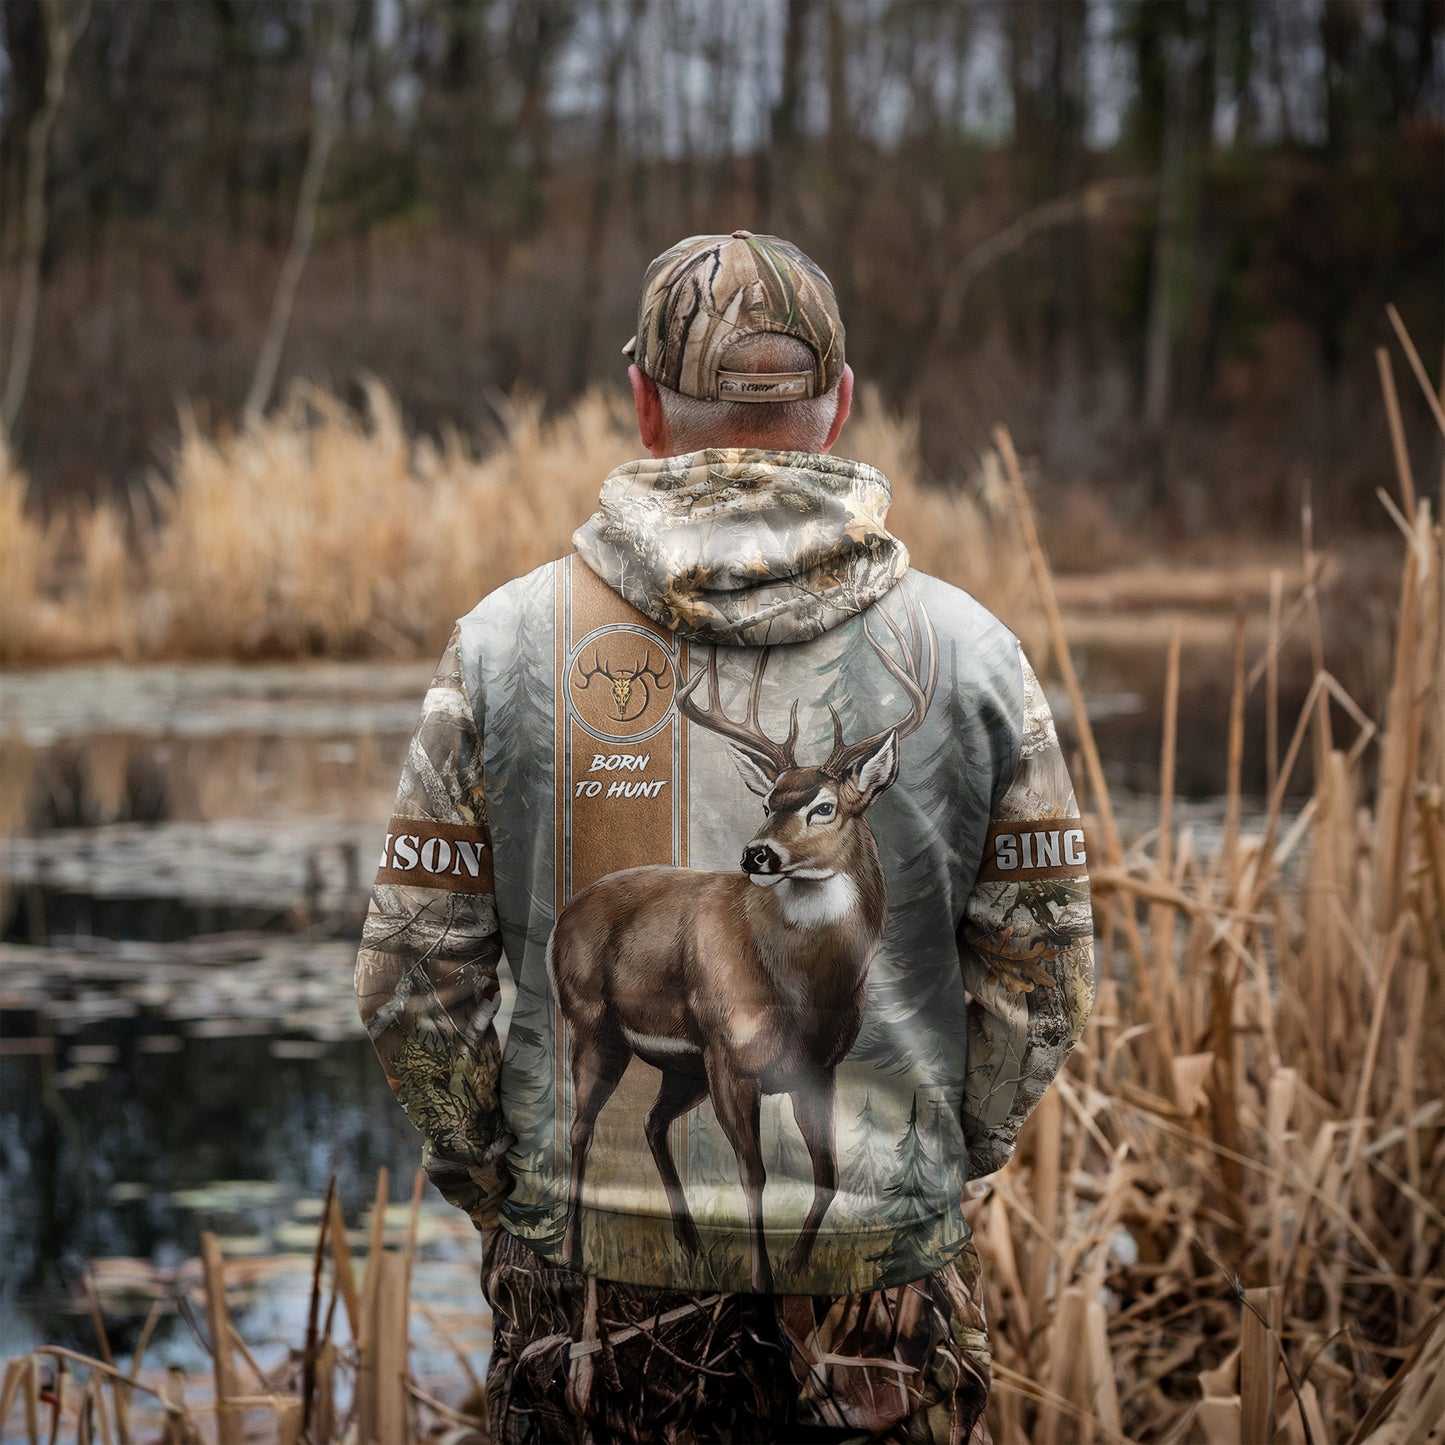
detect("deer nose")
[742,842,781,875]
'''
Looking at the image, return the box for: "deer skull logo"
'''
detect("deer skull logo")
[566,626,678,742]
[577,649,672,722]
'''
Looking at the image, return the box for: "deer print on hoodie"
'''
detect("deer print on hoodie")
[355,448,1095,1295]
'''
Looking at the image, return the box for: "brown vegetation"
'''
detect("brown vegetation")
[972,404,1443,1441]
[0,1171,489,1444]
[0,383,1035,666]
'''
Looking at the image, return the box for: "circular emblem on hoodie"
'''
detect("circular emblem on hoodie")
[566,626,676,743]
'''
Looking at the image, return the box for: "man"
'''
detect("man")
[356,231,1095,1443]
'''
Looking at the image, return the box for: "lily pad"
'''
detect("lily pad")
[107,1182,153,1203]
[172,1179,285,1211]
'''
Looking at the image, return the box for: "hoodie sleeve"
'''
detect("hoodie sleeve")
[354,626,515,1227]
[959,647,1096,1178]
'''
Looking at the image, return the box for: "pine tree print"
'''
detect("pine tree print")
[912,639,976,813]
[813,611,881,757]
[489,611,554,835]
[842,1091,893,1205]
[868,1094,958,1280]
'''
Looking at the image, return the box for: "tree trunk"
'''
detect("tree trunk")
[758,0,811,229]
[568,2,638,396]
[2,0,90,437]
[1143,38,1190,434]
[824,0,855,317]
[244,5,351,424]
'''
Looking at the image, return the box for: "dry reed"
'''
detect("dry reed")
[962,343,1443,1442]
[1,434,63,663]
[0,1171,487,1445]
[0,383,1031,664]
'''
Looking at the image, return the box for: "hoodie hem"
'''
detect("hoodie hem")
[497,1198,973,1297]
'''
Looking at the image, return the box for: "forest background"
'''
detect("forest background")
[2,0,1441,533]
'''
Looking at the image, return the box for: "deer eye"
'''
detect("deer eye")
[808,800,836,823]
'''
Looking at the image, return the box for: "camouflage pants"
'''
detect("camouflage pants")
[481,1231,992,1445]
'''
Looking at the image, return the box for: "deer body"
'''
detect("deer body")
[554,837,885,1080]
[549,592,936,1292]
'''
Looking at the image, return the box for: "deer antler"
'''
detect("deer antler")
[825,587,939,775]
[576,652,612,689]
[677,647,799,778]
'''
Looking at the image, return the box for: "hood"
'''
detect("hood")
[572,449,909,646]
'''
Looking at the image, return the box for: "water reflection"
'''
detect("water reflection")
[0,660,492,1378]
[0,1033,462,1357]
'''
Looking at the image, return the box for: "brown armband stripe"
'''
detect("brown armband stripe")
[376,818,494,893]
[976,819,1092,884]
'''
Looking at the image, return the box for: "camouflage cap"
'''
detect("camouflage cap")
[624,231,845,403]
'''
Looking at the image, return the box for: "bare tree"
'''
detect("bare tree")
[756,0,815,224]
[243,2,353,424]
[2,0,90,436]
[1142,39,1185,433]
[567,1,642,396]
[911,177,1155,388]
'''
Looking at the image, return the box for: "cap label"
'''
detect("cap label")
[716,369,814,401]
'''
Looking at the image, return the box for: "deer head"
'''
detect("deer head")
[677,590,938,886]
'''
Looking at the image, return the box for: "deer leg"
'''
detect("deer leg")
[563,1029,630,1268]
[703,1048,773,1293]
[783,1069,838,1280]
[645,1069,709,1258]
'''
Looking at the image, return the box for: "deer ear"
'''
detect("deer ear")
[728,746,776,797]
[847,731,899,802]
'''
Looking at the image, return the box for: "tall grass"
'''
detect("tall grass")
[970,402,1444,1443]
[0,1171,488,1445]
[1,383,1033,664]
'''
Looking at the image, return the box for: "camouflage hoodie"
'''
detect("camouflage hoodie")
[355,448,1095,1296]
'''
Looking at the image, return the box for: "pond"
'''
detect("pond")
[0,660,493,1386]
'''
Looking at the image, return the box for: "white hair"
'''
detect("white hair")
[656,333,841,453]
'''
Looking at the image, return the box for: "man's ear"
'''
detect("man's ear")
[820,364,854,455]
[630,365,671,458]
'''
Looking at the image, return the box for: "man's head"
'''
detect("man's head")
[624,230,854,458]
